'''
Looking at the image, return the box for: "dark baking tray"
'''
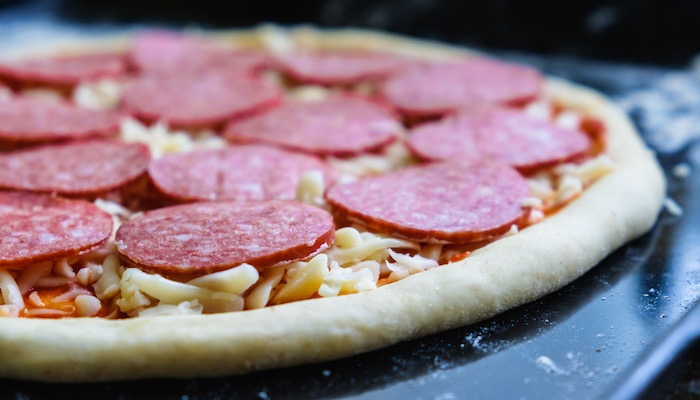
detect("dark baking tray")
[0,35,699,400]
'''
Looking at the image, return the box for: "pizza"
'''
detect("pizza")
[0,27,665,381]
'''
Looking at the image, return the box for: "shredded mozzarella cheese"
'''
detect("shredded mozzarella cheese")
[74,294,101,317]
[524,100,552,121]
[326,141,411,179]
[319,260,379,297]
[117,268,244,314]
[72,79,121,110]
[93,254,121,299]
[384,250,439,283]
[288,85,330,101]
[664,197,683,216]
[555,155,616,187]
[0,268,24,312]
[325,228,418,266]
[135,300,204,317]
[16,262,52,295]
[187,264,259,295]
[555,110,581,130]
[246,268,285,310]
[119,118,226,158]
[272,254,329,304]
[295,170,326,207]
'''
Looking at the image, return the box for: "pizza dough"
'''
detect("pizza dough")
[0,27,665,382]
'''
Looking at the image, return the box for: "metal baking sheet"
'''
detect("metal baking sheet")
[0,26,699,400]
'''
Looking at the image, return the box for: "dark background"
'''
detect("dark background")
[1,0,700,66]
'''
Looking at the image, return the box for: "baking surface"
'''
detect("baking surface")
[0,21,698,400]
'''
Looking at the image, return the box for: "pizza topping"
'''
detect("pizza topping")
[296,170,327,207]
[115,200,335,279]
[0,192,113,267]
[0,53,127,87]
[0,33,617,321]
[129,31,269,74]
[326,161,532,244]
[100,224,422,315]
[0,268,24,316]
[275,51,409,85]
[271,254,328,304]
[525,154,616,211]
[326,227,418,265]
[116,267,246,315]
[0,84,12,99]
[319,260,378,297]
[224,96,403,156]
[121,70,282,129]
[406,107,592,172]
[0,140,151,197]
[147,145,335,203]
[383,249,439,283]
[0,96,124,145]
[72,79,122,110]
[380,57,542,117]
[119,118,226,158]
[326,141,414,179]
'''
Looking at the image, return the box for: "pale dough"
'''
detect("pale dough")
[0,27,665,382]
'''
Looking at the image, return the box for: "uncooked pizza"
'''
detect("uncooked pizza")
[0,27,665,382]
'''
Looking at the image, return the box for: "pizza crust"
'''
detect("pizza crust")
[0,27,665,381]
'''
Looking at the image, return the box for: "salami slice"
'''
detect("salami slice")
[326,161,531,244]
[275,51,409,85]
[148,144,335,203]
[380,57,542,117]
[0,97,124,146]
[224,96,402,156]
[128,31,269,74]
[121,70,282,129]
[0,83,11,97]
[0,141,151,197]
[0,53,126,87]
[115,200,335,279]
[406,107,592,172]
[0,191,113,267]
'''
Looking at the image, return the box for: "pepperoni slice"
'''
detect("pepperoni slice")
[406,107,592,172]
[121,70,282,129]
[224,96,402,156]
[148,145,335,203]
[0,141,151,197]
[128,31,269,74]
[115,200,335,279]
[275,51,409,85]
[0,192,113,267]
[326,161,531,244]
[380,57,542,117]
[0,83,11,97]
[0,53,126,87]
[0,97,124,146]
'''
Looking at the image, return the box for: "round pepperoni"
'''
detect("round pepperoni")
[0,191,113,267]
[0,97,124,145]
[326,161,531,244]
[0,53,126,87]
[224,96,402,156]
[115,200,335,279]
[0,83,11,97]
[129,31,269,74]
[275,51,409,85]
[0,141,151,197]
[148,145,335,203]
[380,58,542,117]
[407,107,592,172]
[121,70,282,129]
